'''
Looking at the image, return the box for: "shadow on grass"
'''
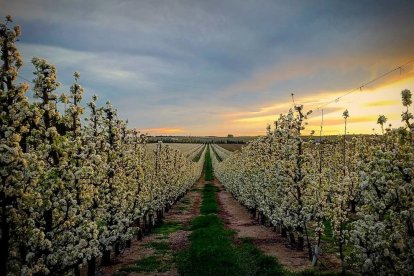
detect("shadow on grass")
[152,221,183,235]
[144,241,171,253]
[120,255,171,273]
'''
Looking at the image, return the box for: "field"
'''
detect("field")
[216,143,244,152]
[147,136,255,144]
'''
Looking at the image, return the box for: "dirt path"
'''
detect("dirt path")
[101,175,204,276]
[214,178,340,273]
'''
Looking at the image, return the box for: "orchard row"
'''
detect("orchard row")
[212,94,414,275]
[0,17,205,275]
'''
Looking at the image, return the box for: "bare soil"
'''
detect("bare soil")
[214,178,341,273]
[100,176,204,276]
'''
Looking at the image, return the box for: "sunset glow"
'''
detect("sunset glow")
[2,0,413,136]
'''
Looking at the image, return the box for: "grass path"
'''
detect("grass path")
[176,146,285,275]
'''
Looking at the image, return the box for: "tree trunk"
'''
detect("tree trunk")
[149,214,154,232]
[115,242,120,256]
[0,202,9,276]
[260,213,266,225]
[296,226,304,250]
[350,200,356,213]
[74,265,81,276]
[281,226,287,238]
[137,218,143,240]
[297,236,304,251]
[143,214,148,235]
[87,256,96,276]
[101,250,111,266]
[288,231,296,248]
[339,241,345,273]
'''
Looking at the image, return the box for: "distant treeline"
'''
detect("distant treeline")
[147,136,257,144]
[148,134,376,144]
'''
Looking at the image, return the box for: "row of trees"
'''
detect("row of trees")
[212,92,414,274]
[0,17,205,275]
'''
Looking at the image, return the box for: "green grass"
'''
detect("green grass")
[321,220,333,242]
[176,197,191,211]
[144,241,171,253]
[176,176,285,276]
[200,183,219,214]
[120,256,171,273]
[204,145,214,181]
[303,220,334,243]
[192,144,206,162]
[152,221,183,235]
[181,198,190,204]
[211,144,223,162]
[237,238,286,275]
[295,270,345,276]
[177,205,189,211]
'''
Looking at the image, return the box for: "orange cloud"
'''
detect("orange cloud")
[233,114,278,123]
[355,68,414,93]
[220,54,413,98]
[309,115,378,126]
[215,72,414,136]
[223,102,292,120]
[139,127,185,135]
[364,100,399,107]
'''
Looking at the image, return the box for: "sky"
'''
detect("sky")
[2,0,414,136]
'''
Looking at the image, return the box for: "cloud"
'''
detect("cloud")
[2,0,414,135]
[314,115,379,126]
[233,115,278,124]
[139,127,186,135]
[364,100,399,107]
